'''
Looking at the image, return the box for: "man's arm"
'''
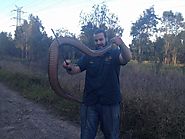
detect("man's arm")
[111,37,132,65]
[119,42,132,65]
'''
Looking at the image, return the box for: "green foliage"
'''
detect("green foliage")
[130,7,185,65]
[130,6,159,62]
[0,69,49,90]
[0,32,20,57]
[153,37,165,70]
[131,6,159,39]
[79,2,123,47]
[14,15,52,65]
[176,31,185,64]
[161,11,184,35]
[157,10,185,65]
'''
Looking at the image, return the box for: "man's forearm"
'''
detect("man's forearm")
[119,42,132,63]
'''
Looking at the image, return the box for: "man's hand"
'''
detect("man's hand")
[63,60,72,72]
[111,36,132,65]
[62,59,81,75]
[110,36,124,46]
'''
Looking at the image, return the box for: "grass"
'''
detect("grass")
[120,62,185,139]
[0,61,185,138]
[0,69,80,123]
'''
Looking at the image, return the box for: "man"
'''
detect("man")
[63,29,132,139]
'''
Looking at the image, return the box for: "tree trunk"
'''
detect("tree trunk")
[164,42,170,64]
[171,48,177,65]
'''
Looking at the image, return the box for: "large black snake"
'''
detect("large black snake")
[48,37,112,103]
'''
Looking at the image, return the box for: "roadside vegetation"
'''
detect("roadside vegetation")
[0,60,80,123]
[0,60,185,138]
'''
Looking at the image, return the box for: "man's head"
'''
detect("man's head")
[93,29,107,49]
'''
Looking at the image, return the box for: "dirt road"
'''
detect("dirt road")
[0,83,80,139]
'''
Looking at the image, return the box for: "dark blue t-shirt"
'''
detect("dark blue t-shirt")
[77,48,124,105]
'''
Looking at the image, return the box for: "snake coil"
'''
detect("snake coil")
[48,37,111,103]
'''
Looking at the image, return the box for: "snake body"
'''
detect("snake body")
[48,37,111,103]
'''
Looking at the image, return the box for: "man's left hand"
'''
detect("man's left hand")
[110,36,124,46]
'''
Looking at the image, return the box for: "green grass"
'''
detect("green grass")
[0,69,80,122]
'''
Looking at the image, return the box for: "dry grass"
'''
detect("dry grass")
[120,62,185,139]
[57,61,185,138]
[0,59,185,139]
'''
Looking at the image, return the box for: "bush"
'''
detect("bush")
[120,63,185,139]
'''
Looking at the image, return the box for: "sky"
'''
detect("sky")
[1,0,185,45]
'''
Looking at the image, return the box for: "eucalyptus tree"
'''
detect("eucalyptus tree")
[14,20,30,59]
[159,11,185,64]
[27,14,46,61]
[14,14,51,72]
[153,37,165,73]
[176,31,185,64]
[130,6,159,62]
[79,2,123,48]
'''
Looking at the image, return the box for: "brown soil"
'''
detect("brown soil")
[0,83,81,139]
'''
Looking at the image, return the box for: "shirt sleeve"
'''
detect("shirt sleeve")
[111,48,121,65]
[77,55,88,72]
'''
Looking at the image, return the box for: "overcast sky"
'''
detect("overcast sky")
[1,0,185,45]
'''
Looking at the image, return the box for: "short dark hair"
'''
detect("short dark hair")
[94,28,107,38]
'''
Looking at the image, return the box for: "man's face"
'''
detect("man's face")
[94,32,106,49]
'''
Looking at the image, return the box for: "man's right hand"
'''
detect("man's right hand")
[63,60,72,72]
[63,59,81,75]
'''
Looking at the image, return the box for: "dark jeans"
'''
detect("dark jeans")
[80,103,121,139]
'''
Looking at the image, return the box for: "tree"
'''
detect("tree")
[153,37,165,73]
[14,20,30,59]
[14,14,52,72]
[0,32,19,57]
[27,14,45,61]
[159,11,185,64]
[55,28,81,61]
[79,2,123,48]
[130,6,159,62]
[176,31,185,64]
